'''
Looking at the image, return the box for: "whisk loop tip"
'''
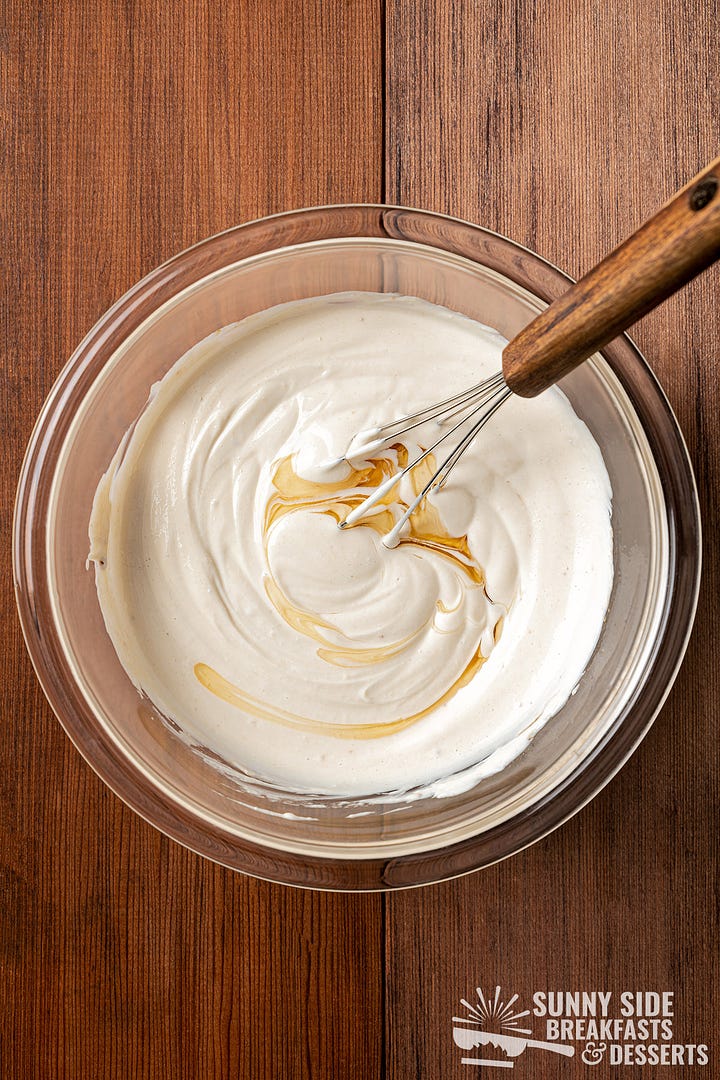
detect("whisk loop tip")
[337,373,511,535]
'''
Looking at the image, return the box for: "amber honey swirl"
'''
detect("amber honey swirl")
[90,293,613,797]
[195,448,500,739]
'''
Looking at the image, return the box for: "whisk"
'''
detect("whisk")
[339,155,720,545]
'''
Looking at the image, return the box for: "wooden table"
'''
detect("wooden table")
[3,2,718,1076]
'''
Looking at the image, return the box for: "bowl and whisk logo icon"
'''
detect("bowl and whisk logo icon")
[453,985,575,1069]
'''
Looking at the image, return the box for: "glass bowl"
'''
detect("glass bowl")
[13,206,701,890]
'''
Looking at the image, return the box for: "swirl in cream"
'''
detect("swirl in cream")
[89,293,613,796]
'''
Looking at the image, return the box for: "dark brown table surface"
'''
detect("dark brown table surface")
[2,2,718,1076]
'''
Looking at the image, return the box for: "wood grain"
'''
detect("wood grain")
[385,1,719,1076]
[3,0,719,1077]
[1,2,383,1077]
[503,154,720,396]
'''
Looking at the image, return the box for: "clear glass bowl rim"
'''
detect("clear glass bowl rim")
[13,204,702,891]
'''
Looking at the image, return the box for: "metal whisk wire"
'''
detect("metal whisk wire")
[338,154,720,543]
[338,372,512,545]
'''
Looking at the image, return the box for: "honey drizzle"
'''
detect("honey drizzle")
[194,649,487,740]
[264,575,420,667]
[195,447,502,739]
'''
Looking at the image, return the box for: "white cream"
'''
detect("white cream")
[89,293,613,797]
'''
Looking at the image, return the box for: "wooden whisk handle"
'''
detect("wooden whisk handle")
[502,155,720,397]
